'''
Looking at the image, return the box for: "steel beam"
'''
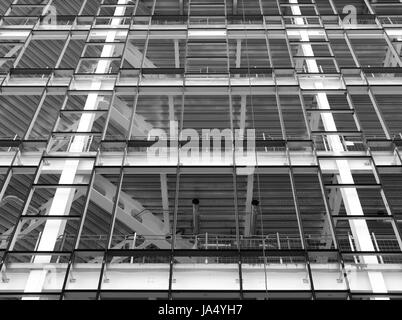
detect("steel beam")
[290,0,388,296]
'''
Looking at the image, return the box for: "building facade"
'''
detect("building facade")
[0,0,402,300]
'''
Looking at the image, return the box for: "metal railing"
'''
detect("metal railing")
[3,232,400,252]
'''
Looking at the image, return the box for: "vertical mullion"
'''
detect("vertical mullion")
[93,160,125,300]
[366,88,392,140]
[227,0,242,299]
[275,89,288,140]
[54,32,72,69]
[343,31,360,68]
[12,29,34,68]
[59,157,98,299]
[105,159,126,250]
[297,87,312,141]
[23,88,48,140]
[287,162,316,298]
[101,24,130,141]
[315,156,352,296]
[368,146,402,251]
[169,0,189,300]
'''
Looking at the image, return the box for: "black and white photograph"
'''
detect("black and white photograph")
[0,0,401,316]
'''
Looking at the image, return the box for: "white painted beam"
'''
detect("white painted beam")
[21,0,131,299]
[289,0,388,296]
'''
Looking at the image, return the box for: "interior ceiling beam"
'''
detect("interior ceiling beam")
[0,44,22,68]
[125,42,155,68]
[1,218,41,248]
[383,43,402,68]
[110,95,151,136]
[91,190,171,246]
[94,175,192,249]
